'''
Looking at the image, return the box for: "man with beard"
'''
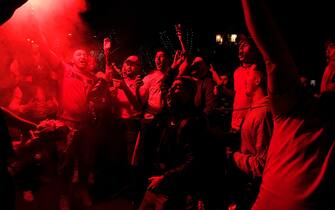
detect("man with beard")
[138,76,206,210]
[36,46,97,209]
[231,37,260,132]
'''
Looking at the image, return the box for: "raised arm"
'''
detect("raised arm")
[0,106,37,131]
[241,0,299,116]
[175,24,187,54]
[174,25,192,77]
[103,37,122,81]
[31,17,63,72]
[209,64,223,86]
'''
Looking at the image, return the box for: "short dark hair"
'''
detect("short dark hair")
[175,76,197,99]
[191,54,211,68]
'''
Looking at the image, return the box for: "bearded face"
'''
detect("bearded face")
[167,79,195,112]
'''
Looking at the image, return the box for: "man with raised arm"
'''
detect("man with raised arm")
[241,0,335,209]
[35,39,97,208]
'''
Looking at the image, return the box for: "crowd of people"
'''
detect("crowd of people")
[1,0,335,210]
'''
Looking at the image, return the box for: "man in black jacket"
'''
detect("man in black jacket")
[138,76,206,210]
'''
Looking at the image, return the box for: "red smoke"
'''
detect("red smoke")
[0,0,90,107]
[0,0,89,60]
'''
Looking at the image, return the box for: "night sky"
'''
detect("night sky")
[81,0,334,80]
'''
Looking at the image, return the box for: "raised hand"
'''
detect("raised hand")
[147,175,164,191]
[171,50,184,69]
[103,37,111,53]
[175,24,186,53]
[175,24,183,40]
[209,64,223,85]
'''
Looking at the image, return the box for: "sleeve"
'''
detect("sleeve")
[233,110,273,177]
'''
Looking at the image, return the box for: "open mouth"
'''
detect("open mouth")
[79,60,87,66]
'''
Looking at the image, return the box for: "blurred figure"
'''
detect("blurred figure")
[241,0,335,209]
[320,39,335,93]
[8,43,58,123]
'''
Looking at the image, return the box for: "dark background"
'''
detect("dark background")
[81,0,335,81]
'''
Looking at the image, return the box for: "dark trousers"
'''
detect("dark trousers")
[117,119,140,164]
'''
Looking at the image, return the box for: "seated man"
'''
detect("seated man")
[138,77,206,210]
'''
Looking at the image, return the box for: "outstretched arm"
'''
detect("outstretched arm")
[103,38,122,81]
[241,0,299,116]
[209,64,223,86]
[0,106,37,131]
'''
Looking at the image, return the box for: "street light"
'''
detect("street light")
[216,34,223,45]
[230,34,237,43]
